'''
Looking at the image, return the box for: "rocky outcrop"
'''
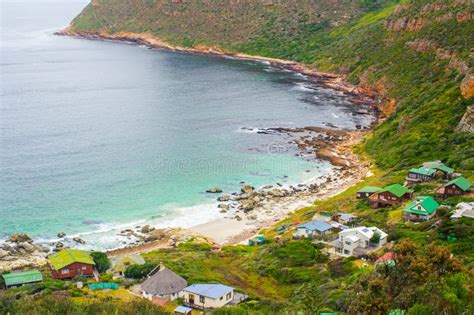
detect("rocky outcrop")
[0,234,49,271]
[457,106,474,133]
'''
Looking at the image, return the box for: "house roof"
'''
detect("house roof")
[297,220,333,232]
[141,266,187,296]
[409,167,435,176]
[445,176,472,191]
[403,196,439,215]
[431,163,454,174]
[375,252,395,264]
[183,284,234,299]
[338,213,357,221]
[112,255,145,273]
[346,235,360,242]
[48,249,95,270]
[340,226,388,240]
[381,184,413,198]
[357,186,382,193]
[2,270,43,287]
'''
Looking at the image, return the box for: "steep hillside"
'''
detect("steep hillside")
[70,0,473,171]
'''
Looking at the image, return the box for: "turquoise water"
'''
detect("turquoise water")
[0,1,375,249]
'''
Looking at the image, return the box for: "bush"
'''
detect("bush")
[91,252,111,274]
[124,263,157,279]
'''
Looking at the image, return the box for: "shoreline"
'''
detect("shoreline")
[0,29,378,269]
[55,29,379,110]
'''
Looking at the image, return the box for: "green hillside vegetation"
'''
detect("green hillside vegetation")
[2,0,473,314]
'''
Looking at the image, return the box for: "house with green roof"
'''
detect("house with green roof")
[437,176,473,198]
[48,249,96,280]
[369,184,413,208]
[356,186,382,199]
[2,270,43,289]
[403,196,440,221]
[424,161,455,179]
[406,167,436,185]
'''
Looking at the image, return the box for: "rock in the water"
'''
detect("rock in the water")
[9,233,32,243]
[241,185,255,194]
[56,242,64,249]
[141,225,155,234]
[206,187,223,193]
[73,237,86,244]
[217,194,231,202]
[218,203,230,210]
[57,232,66,238]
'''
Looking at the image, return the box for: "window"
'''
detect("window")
[82,266,87,270]
[345,241,351,245]
[344,250,350,255]
[226,292,232,300]
[199,295,205,303]
[61,269,69,274]
[220,296,223,300]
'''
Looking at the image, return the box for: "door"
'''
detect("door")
[189,294,195,304]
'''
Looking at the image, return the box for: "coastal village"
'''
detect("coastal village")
[1,160,472,314]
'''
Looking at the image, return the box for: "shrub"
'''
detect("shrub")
[124,263,157,279]
[91,252,111,274]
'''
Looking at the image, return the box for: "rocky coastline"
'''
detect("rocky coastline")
[55,29,380,111]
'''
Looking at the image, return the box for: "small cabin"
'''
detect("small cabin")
[2,270,43,289]
[436,176,472,198]
[403,196,440,222]
[248,235,267,246]
[294,220,333,239]
[356,186,382,199]
[332,213,357,225]
[424,162,454,179]
[141,264,187,302]
[406,167,435,185]
[183,284,235,310]
[48,249,96,280]
[369,184,413,208]
[110,255,145,278]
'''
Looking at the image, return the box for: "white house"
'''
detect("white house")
[334,226,387,256]
[183,284,234,309]
[141,264,187,301]
[293,220,333,239]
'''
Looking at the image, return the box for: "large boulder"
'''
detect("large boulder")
[8,233,32,243]
[17,242,35,253]
[241,185,255,194]
[217,194,231,202]
[141,225,155,234]
[206,187,223,193]
[73,237,86,244]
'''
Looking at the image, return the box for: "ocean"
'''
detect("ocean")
[0,1,375,250]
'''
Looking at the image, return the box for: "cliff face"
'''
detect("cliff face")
[70,0,474,169]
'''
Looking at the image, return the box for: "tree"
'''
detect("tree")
[369,232,381,245]
[91,252,111,274]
